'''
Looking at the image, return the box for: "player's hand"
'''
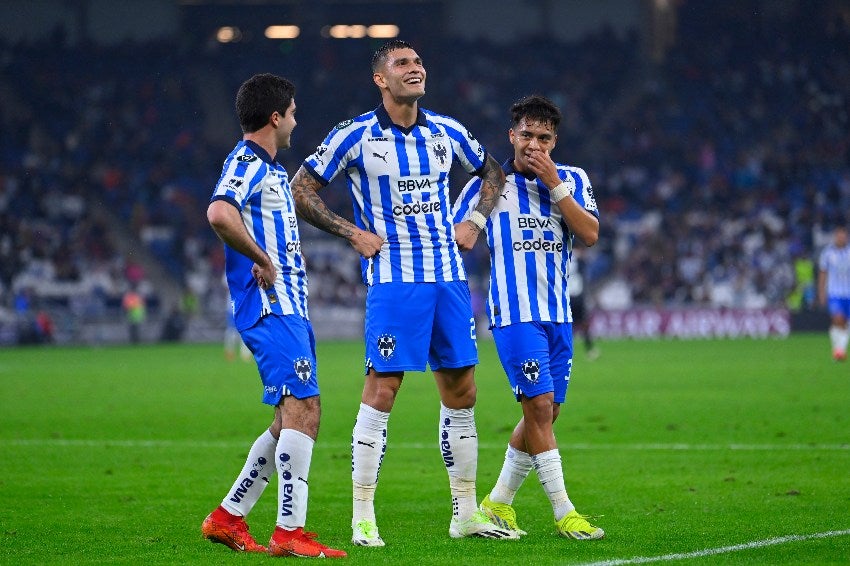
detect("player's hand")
[526,149,561,189]
[454,221,481,251]
[349,228,384,259]
[252,259,276,290]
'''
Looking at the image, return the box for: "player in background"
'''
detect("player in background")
[453,95,604,540]
[818,225,850,361]
[202,73,346,558]
[568,250,600,360]
[289,39,516,545]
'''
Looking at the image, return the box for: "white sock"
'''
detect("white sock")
[351,403,389,525]
[220,429,276,517]
[838,327,850,352]
[532,449,574,521]
[830,326,841,352]
[489,445,533,505]
[439,403,478,521]
[275,429,314,530]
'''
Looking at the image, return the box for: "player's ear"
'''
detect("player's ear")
[508,128,515,144]
[373,72,386,89]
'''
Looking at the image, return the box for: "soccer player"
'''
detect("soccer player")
[289,40,516,545]
[818,225,850,360]
[201,73,346,558]
[452,95,605,540]
[568,251,600,360]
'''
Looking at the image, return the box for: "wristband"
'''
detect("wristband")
[550,180,575,203]
[468,210,487,230]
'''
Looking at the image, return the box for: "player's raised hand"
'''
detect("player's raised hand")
[526,149,562,190]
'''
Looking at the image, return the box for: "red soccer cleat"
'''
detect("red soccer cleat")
[833,350,847,361]
[268,527,348,558]
[202,507,267,553]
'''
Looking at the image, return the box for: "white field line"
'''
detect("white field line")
[2,439,849,451]
[577,529,850,566]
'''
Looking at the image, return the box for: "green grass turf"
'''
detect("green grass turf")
[1,334,849,564]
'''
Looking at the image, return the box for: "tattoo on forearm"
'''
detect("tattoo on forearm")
[291,168,354,239]
[474,155,506,218]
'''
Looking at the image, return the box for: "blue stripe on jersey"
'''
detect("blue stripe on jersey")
[273,209,297,314]
[407,213,424,283]
[251,192,266,250]
[487,220,501,327]
[538,177,552,217]
[412,128,430,176]
[424,212,444,282]
[379,174,403,281]
[524,251,540,320]
[393,131,410,176]
[498,211,521,324]
[546,252,557,320]
[435,171,459,280]
[517,176,531,214]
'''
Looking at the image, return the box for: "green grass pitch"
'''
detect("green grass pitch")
[1,334,849,564]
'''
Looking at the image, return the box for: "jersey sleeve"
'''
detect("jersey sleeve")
[430,112,487,175]
[566,166,599,219]
[303,118,365,185]
[211,152,265,209]
[451,177,483,223]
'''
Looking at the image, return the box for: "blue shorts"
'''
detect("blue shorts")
[827,297,850,320]
[491,321,573,404]
[364,281,478,373]
[240,314,319,404]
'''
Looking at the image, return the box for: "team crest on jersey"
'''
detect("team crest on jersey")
[237,154,257,162]
[294,357,313,383]
[432,142,447,166]
[377,334,396,360]
[335,118,354,130]
[521,359,541,383]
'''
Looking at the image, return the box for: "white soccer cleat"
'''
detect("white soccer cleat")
[352,519,385,547]
[449,510,519,539]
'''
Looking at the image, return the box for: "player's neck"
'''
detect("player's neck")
[243,131,277,161]
[383,96,419,128]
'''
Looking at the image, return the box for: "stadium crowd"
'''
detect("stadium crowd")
[1,3,848,343]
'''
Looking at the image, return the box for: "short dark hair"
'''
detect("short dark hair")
[235,73,296,134]
[510,95,562,131]
[371,39,414,72]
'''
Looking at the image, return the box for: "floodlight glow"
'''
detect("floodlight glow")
[367,25,399,38]
[216,26,241,43]
[265,25,300,39]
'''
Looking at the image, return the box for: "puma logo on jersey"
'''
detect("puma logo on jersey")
[373,151,389,163]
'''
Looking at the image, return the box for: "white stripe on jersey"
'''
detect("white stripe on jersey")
[453,161,598,327]
[212,141,308,330]
[819,244,850,298]
[304,104,488,285]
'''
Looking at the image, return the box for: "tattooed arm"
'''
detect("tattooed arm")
[454,154,506,251]
[290,166,383,258]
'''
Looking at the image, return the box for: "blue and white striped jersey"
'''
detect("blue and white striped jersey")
[819,244,850,298]
[303,104,488,285]
[211,140,309,331]
[452,160,598,328]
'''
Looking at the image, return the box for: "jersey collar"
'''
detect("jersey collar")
[502,158,537,181]
[375,104,428,134]
[243,140,276,164]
